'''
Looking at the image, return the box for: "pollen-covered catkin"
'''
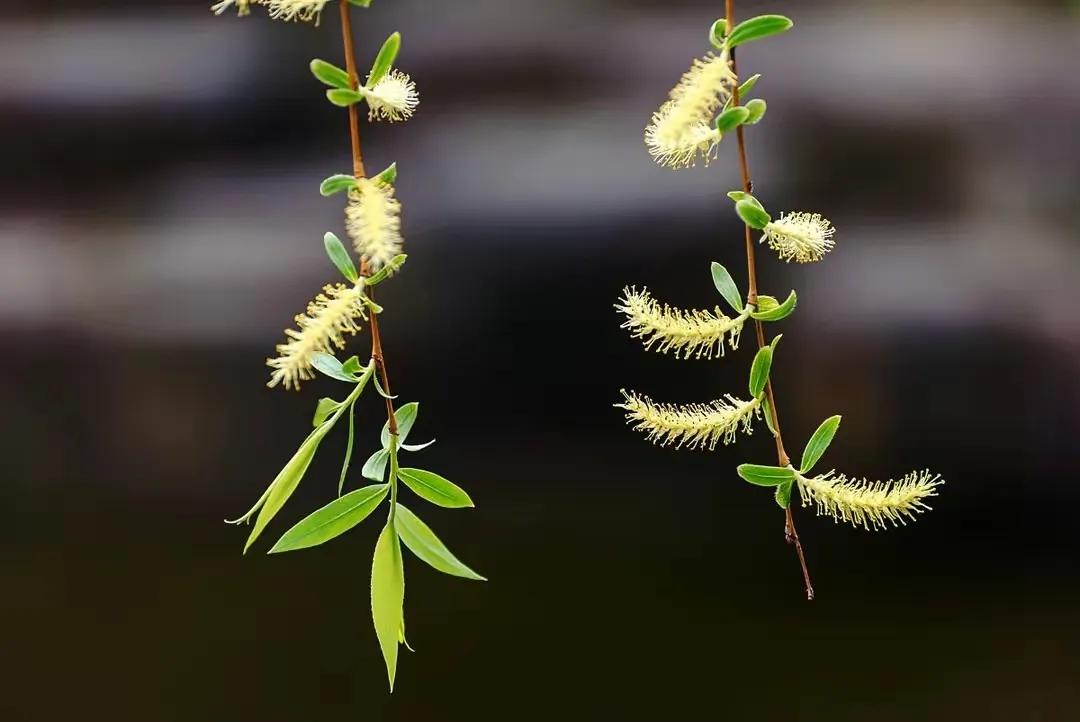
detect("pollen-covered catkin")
[345,179,403,271]
[796,469,942,530]
[762,212,836,263]
[364,70,419,122]
[616,286,745,359]
[645,52,736,169]
[617,390,761,450]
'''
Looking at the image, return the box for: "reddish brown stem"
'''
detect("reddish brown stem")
[725,0,813,600]
[339,0,397,435]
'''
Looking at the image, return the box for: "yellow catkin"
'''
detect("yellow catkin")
[266,283,367,390]
[796,469,943,530]
[617,390,761,450]
[645,53,736,169]
[345,179,404,271]
[762,212,836,263]
[364,70,419,123]
[616,286,744,359]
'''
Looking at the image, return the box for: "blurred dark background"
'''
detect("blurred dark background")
[3,0,1079,719]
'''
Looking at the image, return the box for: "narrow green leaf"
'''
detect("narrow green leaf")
[373,373,397,400]
[726,14,794,49]
[394,503,486,580]
[800,415,842,474]
[320,173,359,197]
[338,400,357,495]
[710,262,743,312]
[762,396,778,437]
[775,480,794,508]
[751,289,797,321]
[748,346,773,398]
[736,199,771,229]
[371,522,404,692]
[715,106,750,133]
[341,355,363,376]
[313,397,341,427]
[269,484,388,553]
[362,447,391,482]
[726,190,765,211]
[365,254,408,286]
[744,98,767,125]
[375,162,397,185]
[324,232,358,283]
[709,18,728,49]
[311,352,358,383]
[400,439,435,453]
[770,333,783,351]
[244,429,326,552]
[367,32,401,88]
[310,59,351,89]
[398,467,474,509]
[381,402,419,447]
[737,74,761,99]
[327,88,365,107]
[737,463,795,487]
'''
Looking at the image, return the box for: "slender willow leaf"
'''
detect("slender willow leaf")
[775,480,794,508]
[710,262,743,312]
[762,396,778,437]
[319,174,359,197]
[362,448,391,482]
[800,415,842,473]
[726,14,794,49]
[323,232,358,283]
[371,522,405,691]
[375,162,397,186]
[313,397,341,428]
[244,430,326,552]
[338,400,357,495]
[269,484,388,554]
[737,463,795,487]
[723,74,761,110]
[736,199,771,229]
[394,503,486,580]
[310,59,351,89]
[398,467,474,508]
[367,32,401,88]
[311,352,358,383]
[365,254,407,286]
[751,290,797,322]
[749,346,773,398]
[381,402,419,447]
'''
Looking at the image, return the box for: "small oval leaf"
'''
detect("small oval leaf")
[310,59,351,89]
[371,522,404,691]
[749,345,773,398]
[710,262,744,312]
[737,463,795,487]
[319,174,359,197]
[726,14,794,49]
[394,503,486,580]
[311,352,359,383]
[744,98,767,125]
[774,480,794,508]
[715,106,750,133]
[398,467,474,509]
[324,232,358,282]
[751,289,797,322]
[800,415,842,473]
[327,88,365,107]
[736,199,771,230]
[269,484,389,553]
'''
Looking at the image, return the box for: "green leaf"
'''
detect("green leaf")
[338,400,357,495]
[743,98,767,125]
[371,522,404,691]
[347,0,373,7]
[737,74,761,99]
[726,14,794,49]
[748,345,773,398]
[311,353,358,383]
[398,467,474,509]
[715,106,750,134]
[737,463,795,487]
[320,173,359,196]
[365,254,408,286]
[726,190,764,211]
[375,162,397,185]
[708,18,728,49]
[710,262,743,312]
[770,333,783,351]
[381,402,419,447]
[775,480,794,508]
[367,32,401,88]
[323,232,358,283]
[400,439,435,453]
[362,448,391,482]
[751,289,797,322]
[269,484,388,554]
[244,429,326,552]
[310,59,351,89]
[736,199,771,229]
[313,397,341,427]
[327,88,365,107]
[800,415,842,474]
[394,503,486,580]
[341,355,363,376]
[372,373,397,400]
[762,396,779,437]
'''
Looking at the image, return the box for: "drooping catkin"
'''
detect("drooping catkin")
[796,469,942,530]
[762,212,836,264]
[616,286,745,359]
[345,178,403,271]
[617,390,761,450]
[645,52,735,169]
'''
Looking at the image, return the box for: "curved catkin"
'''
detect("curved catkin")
[364,70,419,122]
[796,470,943,530]
[345,179,403,271]
[617,390,761,450]
[256,0,329,23]
[645,52,735,169]
[266,283,367,390]
[616,286,744,359]
[762,212,836,263]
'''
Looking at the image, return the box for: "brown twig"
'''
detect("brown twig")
[339,0,398,435]
[724,0,813,600]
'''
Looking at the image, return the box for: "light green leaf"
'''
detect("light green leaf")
[319,174,359,197]
[726,190,765,211]
[372,373,397,400]
[381,402,419,447]
[748,345,773,398]
[751,289,797,322]
[726,14,794,49]
[327,88,365,107]
[244,429,326,552]
[338,400,357,495]
[371,522,404,691]
[400,439,435,453]
[347,0,373,7]
[311,352,358,383]
[762,396,779,437]
[323,232,358,283]
[362,447,391,482]
[800,415,842,474]
[269,484,388,554]
[744,98,767,125]
[709,18,728,48]
[367,32,401,88]
[723,74,762,111]
[398,467,474,509]
[341,355,363,376]
[710,262,743,312]
[365,254,408,286]
[310,59,351,89]
[775,480,794,508]
[375,162,397,185]
[313,397,342,427]
[715,106,750,133]
[737,463,795,487]
[736,199,771,229]
[394,503,486,580]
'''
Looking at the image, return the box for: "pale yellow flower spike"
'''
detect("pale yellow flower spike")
[762,212,836,264]
[365,70,420,123]
[345,178,404,271]
[617,390,761,451]
[796,469,943,531]
[267,282,368,390]
[616,286,747,360]
[645,52,736,169]
[212,0,327,23]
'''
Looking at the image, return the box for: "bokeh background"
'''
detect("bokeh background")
[3,0,1079,719]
